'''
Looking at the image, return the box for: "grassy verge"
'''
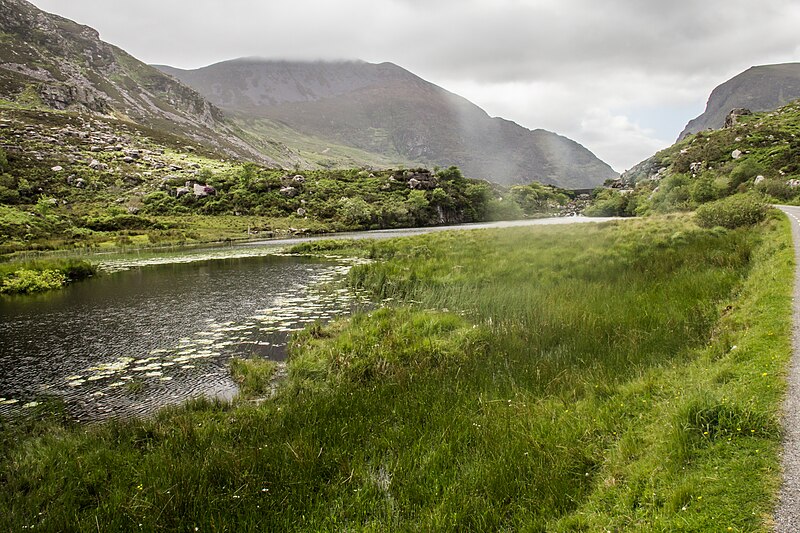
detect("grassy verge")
[0,257,96,294]
[0,214,792,530]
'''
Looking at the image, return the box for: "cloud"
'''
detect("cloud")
[26,0,800,170]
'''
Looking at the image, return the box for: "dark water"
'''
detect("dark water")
[0,253,364,421]
[0,216,615,421]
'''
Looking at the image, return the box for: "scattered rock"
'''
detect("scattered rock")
[788,179,800,188]
[293,175,306,184]
[51,165,63,172]
[731,149,743,160]
[176,187,190,197]
[754,175,765,185]
[297,207,307,216]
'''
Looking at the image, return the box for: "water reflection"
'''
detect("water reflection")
[0,253,367,421]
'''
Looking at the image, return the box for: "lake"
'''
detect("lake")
[0,216,615,421]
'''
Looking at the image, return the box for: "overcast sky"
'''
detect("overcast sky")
[28,0,800,171]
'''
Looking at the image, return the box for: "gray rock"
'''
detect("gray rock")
[280,186,298,198]
[731,149,743,160]
[724,108,752,128]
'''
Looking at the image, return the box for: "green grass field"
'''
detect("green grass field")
[0,213,793,531]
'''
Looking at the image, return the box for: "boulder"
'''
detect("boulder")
[731,149,743,160]
[176,187,190,197]
[51,165,63,172]
[280,186,298,198]
[193,183,216,197]
[754,175,765,185]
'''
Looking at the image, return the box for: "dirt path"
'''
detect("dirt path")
[775,205,800,532]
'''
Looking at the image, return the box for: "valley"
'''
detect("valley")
[1,0,800,530]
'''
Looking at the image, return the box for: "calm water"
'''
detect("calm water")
[0,252,366,421]
[0,216,616,421]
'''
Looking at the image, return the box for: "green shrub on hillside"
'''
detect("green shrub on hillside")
[584,188,636,217]
[695,193,767,229]
[728,160,766,194]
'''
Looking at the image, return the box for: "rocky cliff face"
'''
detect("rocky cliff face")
[678,63,800,140]
[158,59,617,188]
[0,0,273,163]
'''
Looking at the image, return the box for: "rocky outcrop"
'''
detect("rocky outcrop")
[0,0,274,165]
[679,63,800,140]
[724,108,752,128]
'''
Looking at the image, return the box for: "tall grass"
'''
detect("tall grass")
[0,214,792,531]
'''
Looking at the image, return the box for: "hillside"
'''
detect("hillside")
[678,63,800,140]
[0,103,581,254]
[157,59,617,188]
[0,0,273,164]
[589,99,800,217]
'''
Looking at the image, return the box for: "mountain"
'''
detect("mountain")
[0,0,272,163]
[678,63,800,140]
[157,59,616,188]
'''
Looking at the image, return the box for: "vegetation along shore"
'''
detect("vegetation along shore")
[1,209,791,530]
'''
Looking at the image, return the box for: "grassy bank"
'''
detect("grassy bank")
[0,214,793,530]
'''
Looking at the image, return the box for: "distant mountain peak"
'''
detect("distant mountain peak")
[157,58,616,187]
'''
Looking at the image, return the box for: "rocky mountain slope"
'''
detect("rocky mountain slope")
[157,59,617,188]
[593,99,800,219]
[679,63,800,140]
[0,0,273,164]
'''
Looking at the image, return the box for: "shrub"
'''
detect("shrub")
[757,178,797,201]
[584,189,634,217]
[695,193,767,229]
[1,269,66,294]
[728,159,765,193]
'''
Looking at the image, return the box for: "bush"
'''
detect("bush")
[1,269,66,294]
[584,189,635,217]
[728,159,765,193]
[756,178,797,201]
[695,193,767,229]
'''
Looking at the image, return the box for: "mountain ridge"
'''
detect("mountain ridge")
[0,0,274,164]
[157,59,617,188]
[678,63,800,140]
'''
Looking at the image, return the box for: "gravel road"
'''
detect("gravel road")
[775,205,800,532]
